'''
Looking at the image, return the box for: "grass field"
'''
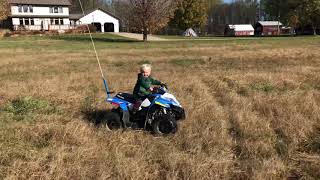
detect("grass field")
[0,33,319,179]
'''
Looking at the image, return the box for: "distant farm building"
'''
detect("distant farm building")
[70,8,120,33]
[224,24,254,36]
[254,21,283,36]
[182,28,198,37]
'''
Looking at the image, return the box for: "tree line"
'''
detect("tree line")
[77,0,319,36]
[262,0,320,35]
[0,0,319,38]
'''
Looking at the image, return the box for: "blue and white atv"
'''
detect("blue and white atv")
[102,85,185,135]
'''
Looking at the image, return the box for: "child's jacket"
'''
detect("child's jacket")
[133,73,161,99]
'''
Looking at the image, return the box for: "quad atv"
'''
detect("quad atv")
[102,85,185,135]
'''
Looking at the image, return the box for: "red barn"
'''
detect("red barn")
[255,21,283,36]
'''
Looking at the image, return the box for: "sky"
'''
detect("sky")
[224,0,233,3]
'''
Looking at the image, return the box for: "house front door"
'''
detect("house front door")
[42,20,49,31]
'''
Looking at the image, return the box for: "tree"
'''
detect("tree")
[0,0,9,21]
[128,0,176,41]
[69,0,107,13]
[263,0,320,35]
[206,0,259,35]
[298,0,320,35]
[169,0,209,31]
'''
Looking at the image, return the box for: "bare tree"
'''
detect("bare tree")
[128,0,176,41]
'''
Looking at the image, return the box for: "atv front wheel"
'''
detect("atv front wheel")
[101,112,122,130]
[152,114,177,135]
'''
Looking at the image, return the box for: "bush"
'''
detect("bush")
[0,29,11,37]
[74,24,96,33]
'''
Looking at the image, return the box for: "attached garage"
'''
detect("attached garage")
[70,8,119,33]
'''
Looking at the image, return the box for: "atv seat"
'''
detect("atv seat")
[116,93,136,103]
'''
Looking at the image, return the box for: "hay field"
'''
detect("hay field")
[0,34,319,179]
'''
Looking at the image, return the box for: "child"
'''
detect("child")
[132,64,163,111]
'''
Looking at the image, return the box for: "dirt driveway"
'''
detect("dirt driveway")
[112,32,168,41]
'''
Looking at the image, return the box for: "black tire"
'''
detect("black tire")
[152,114,177,135]
[101,112,122,130]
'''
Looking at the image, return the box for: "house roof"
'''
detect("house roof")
[258,21,283,26]
[228,24,254,31]
[69,14,83,20]
[8,0,71,6]
[69,8,120,21]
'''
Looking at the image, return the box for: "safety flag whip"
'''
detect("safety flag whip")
[77,0,111,98]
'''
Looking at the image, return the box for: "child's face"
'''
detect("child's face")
[142,68,151,77]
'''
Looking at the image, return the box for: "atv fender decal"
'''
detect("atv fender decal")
[155,101,170,107]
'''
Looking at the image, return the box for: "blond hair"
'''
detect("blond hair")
[140,64,152,72]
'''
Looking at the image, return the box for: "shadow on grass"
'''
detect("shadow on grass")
[82,109,113,126]
[49,34,139,43]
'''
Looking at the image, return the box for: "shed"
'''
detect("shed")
[255,21,283,36]
[70,8,119,33]
[224,24,254,36]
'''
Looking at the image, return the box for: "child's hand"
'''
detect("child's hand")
[149,87,154,92]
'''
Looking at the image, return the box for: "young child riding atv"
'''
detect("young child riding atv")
[132,64,165,112]
[104,64,185,135]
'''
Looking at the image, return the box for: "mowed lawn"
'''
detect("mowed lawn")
[0,34,319,179]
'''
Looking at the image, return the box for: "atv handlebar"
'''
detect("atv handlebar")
[151,84,168,94]
[160,83,168,89]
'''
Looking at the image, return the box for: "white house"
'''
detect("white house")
[8,0,71,31]
[70,8,120,33]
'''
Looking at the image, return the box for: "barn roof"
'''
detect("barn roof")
[8,0,71,6]
[228,24,254,31]
[258,21,283,26]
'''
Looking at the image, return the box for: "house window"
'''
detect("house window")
[50,6,62,13]
[29,6,33,13]
[23,5,28,13]
[30,19,34,25]
[19,18,23,25]
[50,18,63,25]
[18,5,22,13]
[25,18,29,25]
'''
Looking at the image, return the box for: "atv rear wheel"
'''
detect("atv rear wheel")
[152,114,177,135]
[101,112,122,130]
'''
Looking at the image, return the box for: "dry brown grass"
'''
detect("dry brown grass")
[0,35,320,179]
